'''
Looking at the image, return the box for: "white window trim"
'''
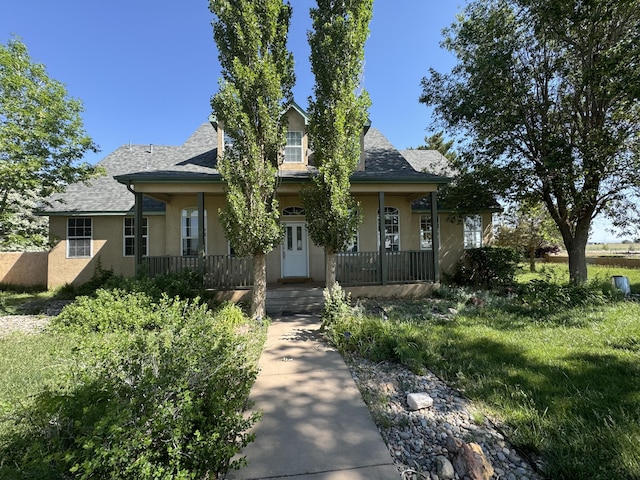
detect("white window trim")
[377,206,400,252]
[464,215,483,249]
[181,208,207,256]
[123,217,149,257]
[284,131,303,163]
[340,230,360,254]
[67,217,92,258]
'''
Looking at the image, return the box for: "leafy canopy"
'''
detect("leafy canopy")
[210,0,295,257]
[301,0,372,259]
[0,38,100,249]
[421,0,640,281]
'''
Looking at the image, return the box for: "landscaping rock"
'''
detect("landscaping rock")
[407,392,434,410]
[436,455,455,479]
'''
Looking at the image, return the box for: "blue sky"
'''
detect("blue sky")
[1,0,463,165]
[0,0,623,242]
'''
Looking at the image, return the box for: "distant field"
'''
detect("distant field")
[577,243,640,257]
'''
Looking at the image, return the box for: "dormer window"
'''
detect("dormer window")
[285,131,303,163]
[223,132,234,150]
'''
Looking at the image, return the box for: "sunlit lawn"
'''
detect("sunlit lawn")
[349,263,640,479]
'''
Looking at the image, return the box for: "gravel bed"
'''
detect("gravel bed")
[346,356,542,480]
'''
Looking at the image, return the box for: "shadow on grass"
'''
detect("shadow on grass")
[430,332,640,480]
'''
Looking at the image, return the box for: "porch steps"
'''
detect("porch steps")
[266,285,325,316]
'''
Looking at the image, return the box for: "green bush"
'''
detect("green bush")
[453,246,520,288]
[4,301,266,480]
[517,278,613,312]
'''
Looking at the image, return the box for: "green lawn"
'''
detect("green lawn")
[325,264,640,479]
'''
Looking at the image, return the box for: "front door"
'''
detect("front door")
[282,222,308,277]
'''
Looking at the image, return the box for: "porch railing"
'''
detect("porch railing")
[144,255,253,289]
[336,250,434,286]
[144,250,434,289]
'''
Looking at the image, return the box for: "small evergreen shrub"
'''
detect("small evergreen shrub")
[453,247,520,288]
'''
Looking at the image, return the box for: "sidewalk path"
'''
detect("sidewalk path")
[228,314,400,480]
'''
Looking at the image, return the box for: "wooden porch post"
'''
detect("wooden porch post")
[197,192,205,279]
[430,191,440,283]
[378,191,387,285]
[134,192,144,273]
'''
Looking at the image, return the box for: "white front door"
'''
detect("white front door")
[282,222,308,277]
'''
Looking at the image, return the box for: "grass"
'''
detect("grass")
[325,264,640,480]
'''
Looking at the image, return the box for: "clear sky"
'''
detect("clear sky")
[1,0,464,165]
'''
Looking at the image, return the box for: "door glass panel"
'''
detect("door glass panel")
[297,226,303,250]
[287,227,293,250]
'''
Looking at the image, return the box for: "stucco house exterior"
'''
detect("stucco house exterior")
[40,104,495,291]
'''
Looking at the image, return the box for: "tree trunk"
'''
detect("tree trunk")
[565,233,589,283]
[528,247,536,272]
[325,249,337,291]
[252,253,267,319]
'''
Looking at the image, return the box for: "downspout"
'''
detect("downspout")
[126,182,144,273]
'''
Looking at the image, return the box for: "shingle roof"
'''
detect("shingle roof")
[42,122,218,214]
[400,149,457,177]
[42,122,450,215]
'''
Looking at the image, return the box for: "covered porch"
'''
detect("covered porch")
[144,249,436,289]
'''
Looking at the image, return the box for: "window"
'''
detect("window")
[181,208,207,256]
[284,131,303,163]
[378,207,400,252]
[67,217,92,258]
[282,206,305,216]
[342,231,359,253]
[420,215,433,250]
[464,215,482,249]
[123,217,148,257]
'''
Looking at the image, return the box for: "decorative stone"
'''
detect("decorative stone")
[407,392,434,410]
[452,441,495,480]
[436,455,455,479]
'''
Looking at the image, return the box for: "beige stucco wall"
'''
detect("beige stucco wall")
[439,212,494,275]
[46,192,493,288]
[47,214,166,289]
[0,252,48,287]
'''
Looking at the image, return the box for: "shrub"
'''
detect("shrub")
[4,302,266,480]
[453,247,520,288]
[517,278,612,312]
[50,289,159,333]
[321,283,353,331]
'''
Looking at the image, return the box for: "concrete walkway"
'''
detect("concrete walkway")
[228,314,400,480]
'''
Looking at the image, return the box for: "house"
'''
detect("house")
[40,104,495,292]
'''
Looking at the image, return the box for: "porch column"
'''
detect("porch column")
[378,191,388,285]
[197,192,205,278]
[430,191,440,283]
[134,192,144,273]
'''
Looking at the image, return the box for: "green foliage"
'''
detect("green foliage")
[301,0,373,283]
[3,300,266,480]
[210,0,294,258]
[0,38,102,249]
[320,282,640,479]
[209,0,295,317]
[320,283,353,330]
[495,201,562,270]
[421,0,640,282]
[416,131,458,163]
[453,246,520,288]
[516,275,616,313]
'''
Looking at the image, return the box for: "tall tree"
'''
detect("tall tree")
[495,201,562,272]
[421,0,640,282]
[210,0,295,318]
[301,0,373,290]
[417,131,458,162]
[0,38,100,249]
